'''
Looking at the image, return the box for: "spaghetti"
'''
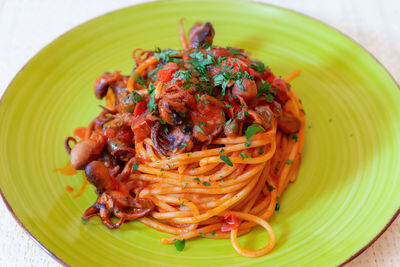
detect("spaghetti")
[63,21,305,258]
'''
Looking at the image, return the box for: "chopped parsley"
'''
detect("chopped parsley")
[227,46,242,55]
[195,124,206,135]
[275,197,280,211]
[147,82,155,97]
[265,94,274,103]
[289,134,298,142]
[286,159,294,165]
[239,152,250,160]
[136,75,146,87]
[225,104,233,108]
[220,155,233,166]
[183,183,188,189]
[219,148,225,154]
[256,82,272,97]
[193,177,200,184]
[269,185,275,191]
[155,48,180,62]
[131,91,144,103]
[245,124,266,141]
[132,163,139,171]
[181,142,188,148]
[249,61,265,75]
[258,147,264,155]
[173,239,186,252]
[202,182,211,186]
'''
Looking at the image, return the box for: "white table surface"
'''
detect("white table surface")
[0,0,399,266]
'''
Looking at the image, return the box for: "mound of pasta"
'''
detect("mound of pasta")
[64,21,305,257]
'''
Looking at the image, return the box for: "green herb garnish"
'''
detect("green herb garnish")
[245,124,266,141]
[220,155,233,166]
[132,163,139,170]
[173,239,186,252]
[195,124,206,135]
[289,134,298,142]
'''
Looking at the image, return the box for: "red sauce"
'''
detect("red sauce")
[73,127,87,140]
[53,160,77,176]
[65,185,74,192]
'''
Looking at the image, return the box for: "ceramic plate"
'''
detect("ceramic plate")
[1,1,400,266]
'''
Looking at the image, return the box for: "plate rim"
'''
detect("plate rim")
[0,0,399,265]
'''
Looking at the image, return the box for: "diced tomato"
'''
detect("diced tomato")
[262,67,276,83]
[221,213,240,232]
[157,62,180,83]
[248,67,260,78]
[133,100,147,117]
[227,58,250,76]
[272,78,290,103]
[131,116,151,144]
[210,48,232,59]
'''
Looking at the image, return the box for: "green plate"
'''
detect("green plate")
[1,1,400,266]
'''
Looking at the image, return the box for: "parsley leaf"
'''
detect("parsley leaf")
[227,46,242,56]
[147,97,156,112]
[181,142,188,148]
[155,49,180,62]
[136,76,146,87]
[199,122,209,128]
[220,155,233,166]
[239,152,250,160]
[148,83,155,97]
[265,94,274,103]
[289,134,298,142]
[249,61,265,75]
[275,197,280,211]
[173,239,186,252]
[202,182,211,186]
[132,163,139,170]
[195,124,206,135]
[131,91,143,103]
[245,124,266,140]
[269,185,275,191]
[256,82,272,97]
